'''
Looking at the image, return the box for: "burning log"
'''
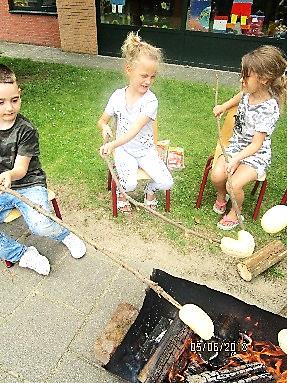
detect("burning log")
[237,240,286,282]
[138,315,192,383]
[185,362,274,383]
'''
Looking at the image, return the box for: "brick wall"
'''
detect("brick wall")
[0,1,60,47]
[56,0,98,54]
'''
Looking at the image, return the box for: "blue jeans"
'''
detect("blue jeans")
[0,185,69,263]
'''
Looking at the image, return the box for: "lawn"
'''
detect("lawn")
[1,57,286,247]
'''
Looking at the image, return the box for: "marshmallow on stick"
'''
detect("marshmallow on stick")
[179,304,214,340]
[278,329,287,354]
[261,205,287,234]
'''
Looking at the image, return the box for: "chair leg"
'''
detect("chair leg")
[252,179,267,220]
[251,180,260,196]
[111,179,118,217]
[51,198,62,220]
[195,155,214,209]
[107,170,112,191]
[281,189,287,205]
[4,260,14,268]
[165,190,171,212]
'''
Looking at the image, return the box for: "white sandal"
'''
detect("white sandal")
[144,194,158,209]
[117,199,132,214]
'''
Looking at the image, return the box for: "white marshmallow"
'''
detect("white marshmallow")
[179,304,214,340]
[220,230,255,258]
[261,205,287,234]
[278,329,287,354]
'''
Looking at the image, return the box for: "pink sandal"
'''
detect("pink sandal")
[217,214,244,231]
[213,200,228,214]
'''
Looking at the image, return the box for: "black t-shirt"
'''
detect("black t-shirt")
[0,114,47,189]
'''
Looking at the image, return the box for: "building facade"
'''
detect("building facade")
[1,0,287,71]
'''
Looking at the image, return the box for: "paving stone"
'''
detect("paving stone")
[0,294,85,383]
[46,351,125,383]
[37,247,117,314]
[69,269,145,364]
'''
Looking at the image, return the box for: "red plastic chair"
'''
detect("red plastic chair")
[107,120,171,217]
[107,168,171,217]
[195,107,268,221]
[3,190,62,268]
[281,189,287,205]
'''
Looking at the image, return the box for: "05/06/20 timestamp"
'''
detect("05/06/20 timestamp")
[190,341,249,353]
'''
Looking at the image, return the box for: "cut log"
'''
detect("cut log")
[186,363,273,383]
[237,240,286,282]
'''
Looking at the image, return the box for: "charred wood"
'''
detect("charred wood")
[138,315,191,383]
[185,362,270,383]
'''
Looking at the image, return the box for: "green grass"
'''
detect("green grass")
[1,57,286,246]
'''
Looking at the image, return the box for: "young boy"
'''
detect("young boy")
[0,64,86,275]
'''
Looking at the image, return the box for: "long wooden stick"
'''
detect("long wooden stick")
[214,76,245,230]
[104,156,220,244]
[0,185,182,310]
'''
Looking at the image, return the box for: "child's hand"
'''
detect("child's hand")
[0,171,12,192]
[99,141,115,157]
[213,105,225,117]
[226,156,240,175]
[102,124,113,141]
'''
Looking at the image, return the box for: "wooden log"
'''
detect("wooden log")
[237,240,287,282]
[138,315,191,383]
[186,362,267,383]
[235,373,275,383]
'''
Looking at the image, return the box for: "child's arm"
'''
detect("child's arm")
[227,132,266,174]
[213,92,242,117]
[100,115,151,156]
[98,113,114,141]
[0,155,31,189]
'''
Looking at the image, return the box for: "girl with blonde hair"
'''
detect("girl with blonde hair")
[99,32,173,213]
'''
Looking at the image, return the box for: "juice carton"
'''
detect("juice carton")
[156,140,170,164]
[167,147,185,170]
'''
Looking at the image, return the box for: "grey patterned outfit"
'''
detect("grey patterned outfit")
[225,93,280,180]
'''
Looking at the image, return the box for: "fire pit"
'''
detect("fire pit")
[105,270,287,383]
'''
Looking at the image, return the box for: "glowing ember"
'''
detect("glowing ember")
[228,340,287,383]
[168,336,287,383]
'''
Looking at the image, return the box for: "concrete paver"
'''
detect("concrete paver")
[45,351,124,383]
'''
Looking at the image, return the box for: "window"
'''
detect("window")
[186,0,287,38]
[9,0,57,14]
[100,0,183,30]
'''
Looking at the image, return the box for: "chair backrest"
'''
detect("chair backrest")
[213,106,238,165]
[152,119,158,144]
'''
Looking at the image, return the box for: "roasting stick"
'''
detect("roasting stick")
[104,156,220,244]
[0,185,214,339]
[0,186,180,308]
[214,75,244,230]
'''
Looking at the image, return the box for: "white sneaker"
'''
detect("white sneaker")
[19,246,50,275]
[62,233,86,259]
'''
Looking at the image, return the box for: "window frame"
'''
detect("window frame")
[8,0,57,15]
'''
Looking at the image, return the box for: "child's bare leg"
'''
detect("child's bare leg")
[211,155,228,201]
[223,164,257,221]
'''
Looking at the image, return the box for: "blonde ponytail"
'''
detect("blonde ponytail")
[121,32,162,66]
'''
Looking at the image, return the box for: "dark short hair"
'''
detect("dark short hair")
[0,64,16,84]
